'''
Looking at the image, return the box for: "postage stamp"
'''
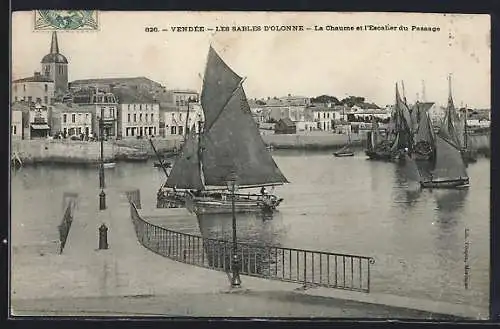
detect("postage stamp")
[34,10,99,31]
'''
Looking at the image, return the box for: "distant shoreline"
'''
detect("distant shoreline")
[10,131,490,167]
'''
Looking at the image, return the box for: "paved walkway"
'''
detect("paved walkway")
[10,190,486,319]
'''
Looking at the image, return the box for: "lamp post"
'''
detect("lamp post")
[99,105,106,210]
[226,170,241,288]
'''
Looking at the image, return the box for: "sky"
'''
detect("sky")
[12,11,491,108]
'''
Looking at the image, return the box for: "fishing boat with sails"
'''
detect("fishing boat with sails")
[333,125,354,157]
[156,46,289,214]
[411,102,436,162]
[418,76,470,189]
[440,75,477,164]
[366,83,413,161]
[419,135,470,189]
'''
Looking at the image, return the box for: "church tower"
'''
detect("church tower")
[41,31,68,97]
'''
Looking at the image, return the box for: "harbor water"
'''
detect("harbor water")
[11,150,490,313]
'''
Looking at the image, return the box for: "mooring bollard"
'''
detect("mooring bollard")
[99,190,106,210]
[99,223,109,250]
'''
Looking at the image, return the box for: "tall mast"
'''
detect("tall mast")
[421,80,426,102]
[401,80,407,104]
[464,104,469,149]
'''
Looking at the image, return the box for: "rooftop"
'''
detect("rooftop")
[13,72,53,83]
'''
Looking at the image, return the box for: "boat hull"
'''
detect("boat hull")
[157,189,283,214]
[420,178,470,189]
[334,152,354,157]
[365,150,394,161]
[103,162,116,169]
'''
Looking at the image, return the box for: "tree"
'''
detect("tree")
[310,95,340,105]
[256,99,266,105]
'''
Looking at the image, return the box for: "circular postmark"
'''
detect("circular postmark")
[37,10,97,30]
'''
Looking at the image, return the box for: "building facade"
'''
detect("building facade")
[171,90,199,106]
[12,73,55,105]
[29,103,51,138]
[120,102,160,138]
[11,110,23,140]
[73,90,119,138]
[307,107,338,131]
[60,108,93,137]
[164,103,204,136]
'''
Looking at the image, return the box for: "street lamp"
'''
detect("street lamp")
[99,106,106,210]
[226,170,241,288]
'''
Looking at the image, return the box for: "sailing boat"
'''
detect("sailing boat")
[412,103,436,161]
[439,75,477,164]
[333,124,354,157]
[157,46,289,214]
[419,134,470,189]
[366,83,412,161]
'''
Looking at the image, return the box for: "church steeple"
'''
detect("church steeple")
[50,31,59,54]
[41,31,69,96]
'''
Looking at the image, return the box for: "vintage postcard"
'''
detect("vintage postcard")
[10,11,490,319]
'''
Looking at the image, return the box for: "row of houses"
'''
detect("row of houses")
[11,87,204,140]
[251,102,393,134]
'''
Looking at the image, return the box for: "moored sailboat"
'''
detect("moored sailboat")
[440,75,477,164]
[412,103,436,161]
[333,125,354,157]
[157,46,289,214]
[366,83,413,161]
[419,134,470,189]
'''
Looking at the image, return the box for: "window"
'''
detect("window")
[128,104,130,111]
[13,125,17,134]
[86,113,89,122]
[153,127,156,135]
[134,114,137,122]
[180,113,182,121]
[151,113,154,122]
[126,128,129,137]
[128,113,131,122]
[63,114,67,123]
[171,126,176,135]
[139,104,142,110]
[23,85,26,91]
[179,126,183,135]
[44,96,48,104]
[139,113,143,121]
[28,96,32,103]
[72,114,75,123]
[44,84,48,92]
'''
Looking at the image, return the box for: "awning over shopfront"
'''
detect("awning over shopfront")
[31,124,50,130]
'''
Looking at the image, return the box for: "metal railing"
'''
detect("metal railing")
[129,202,375,292]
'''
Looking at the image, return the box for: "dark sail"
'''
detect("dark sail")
[439,77,463,149]
[201,87,289,187]
[201,46,243,130]
[395,84,413,134]
[414,110,435,145]
[165,132,204,190]
[431,136,468,181]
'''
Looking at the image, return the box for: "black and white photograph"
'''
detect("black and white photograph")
[10,11,491,319]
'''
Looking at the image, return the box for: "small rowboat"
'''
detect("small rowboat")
[103,162,116,169]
